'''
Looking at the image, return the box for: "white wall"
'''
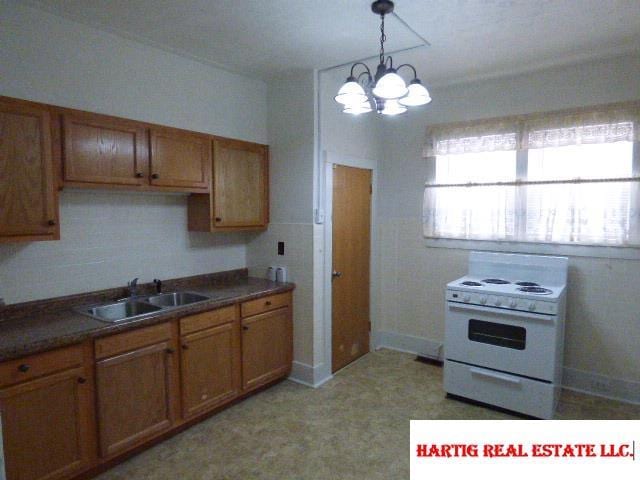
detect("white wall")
[0,1,267,303]
[375,53,640,398]
[247,71,316,373]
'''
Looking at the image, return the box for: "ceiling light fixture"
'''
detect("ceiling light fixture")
[335,0,431,116]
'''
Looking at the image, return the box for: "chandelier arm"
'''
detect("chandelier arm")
[395,63,418,80]
[349,62,372,79]
[384,55,394,69]
[356,71,373,86]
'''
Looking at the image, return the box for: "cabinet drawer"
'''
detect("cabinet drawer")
[0,344,84,388]
[95,322,172,359]
[241,292,290,318]
[180,306,237,335]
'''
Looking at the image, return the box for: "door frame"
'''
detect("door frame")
[322,150,378,376]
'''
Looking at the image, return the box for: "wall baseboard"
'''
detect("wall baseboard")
[373,330,443,361]
[288,360,333,388]
[562,366,640,405]
[374,330,640,405]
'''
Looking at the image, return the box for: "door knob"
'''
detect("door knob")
[332,271,342,278]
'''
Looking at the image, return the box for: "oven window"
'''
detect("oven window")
[468,319,526,350]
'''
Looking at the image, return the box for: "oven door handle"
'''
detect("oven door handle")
[448,302,556,321]
[470,367,521,385]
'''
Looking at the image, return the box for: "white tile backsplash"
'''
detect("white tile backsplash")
[0,190,247,304]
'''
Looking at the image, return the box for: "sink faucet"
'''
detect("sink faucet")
[128,277,139,297]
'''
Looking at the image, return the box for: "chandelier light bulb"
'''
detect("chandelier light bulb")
[372,69,408,100]
[343,102,373,115]
[334,77,368,106]
[380,99,407,116]
[398,79,432,107]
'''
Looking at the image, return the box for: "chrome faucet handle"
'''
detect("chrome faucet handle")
[128,277,139,296]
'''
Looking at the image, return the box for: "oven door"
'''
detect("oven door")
[445,301,558,381]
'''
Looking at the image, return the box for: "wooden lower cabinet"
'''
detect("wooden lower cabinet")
[0,291,292,480]
[0,347,94,480]
[241,306,292,392]
[95,339,177,458]
[180,322,241,418]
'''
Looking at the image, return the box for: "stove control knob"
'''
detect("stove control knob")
[494,298,502,307]
[480,295,487,305]
[528,302,537,311]
[509,299,518,308]
[463,294,471,302]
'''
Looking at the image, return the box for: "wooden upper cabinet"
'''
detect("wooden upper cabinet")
[62,111,148,187]
[213,138,268,227]
[0,345,94,480]
[187,138,269,232]
[0,97,58,242]
[149,127,210,191]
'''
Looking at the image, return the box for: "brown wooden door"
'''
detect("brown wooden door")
[95,341,176,458]
[180,322,241,419]
[149,127,210,190]
[332,165,372,373]
[62,111,149,186]
[0,367,93,480]
[212,139,268,228]
[0,97,57,241]
[241,307,292,392]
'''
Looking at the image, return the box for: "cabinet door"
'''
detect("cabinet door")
[0,367,93,480]
[62,112,148,186]
[0,98,57,241]
[241,306,292,392]
[149,128,210,190]
[212,139,268,228]
[180,322,240,418]
[96,341,176,458]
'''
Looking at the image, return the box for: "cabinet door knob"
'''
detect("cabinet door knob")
[135,172,144,178]
[182,344,189,350]
[166,348,175,354]
[265,301,272,306]
[47,220,56,226]
[151,173,159,179]
[215,217,222,222]
[78,377,87,384]
[18,364,30,373]
[242,325,249,331]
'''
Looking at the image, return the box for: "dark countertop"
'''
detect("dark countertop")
[0,270,294,362]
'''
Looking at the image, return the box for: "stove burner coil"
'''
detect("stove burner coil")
[461,281,483,287]
[517,286,552,294]
[481,278,510,284]
[516,281,539,287]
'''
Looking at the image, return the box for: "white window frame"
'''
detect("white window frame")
[424,140,640,260]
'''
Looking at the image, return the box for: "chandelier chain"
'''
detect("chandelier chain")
[379,14,386,65]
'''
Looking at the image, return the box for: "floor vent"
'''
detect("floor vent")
[415,355,443,367]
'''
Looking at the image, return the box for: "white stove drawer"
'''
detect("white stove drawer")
[444,360,558,419]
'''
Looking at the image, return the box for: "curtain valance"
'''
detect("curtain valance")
[423,101,640,157]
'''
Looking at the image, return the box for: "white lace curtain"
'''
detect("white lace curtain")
[423,102,640,157]
[422,101,640,246]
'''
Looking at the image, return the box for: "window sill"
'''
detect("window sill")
[424,237,640,260]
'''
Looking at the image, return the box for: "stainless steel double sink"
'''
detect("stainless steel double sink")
[77,291,211,323]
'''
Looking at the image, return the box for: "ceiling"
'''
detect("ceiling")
[29,0,640,85]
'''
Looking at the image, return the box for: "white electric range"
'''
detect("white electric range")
[443,251,568,419]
